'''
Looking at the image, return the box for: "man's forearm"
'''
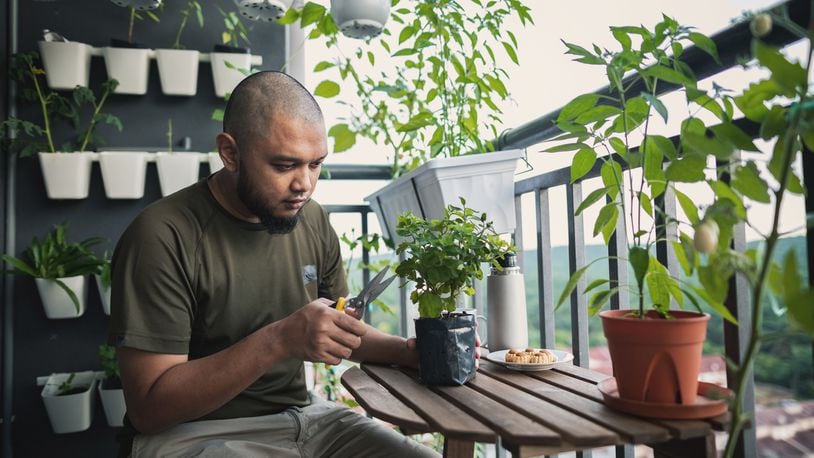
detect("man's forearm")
[350,325,418,368]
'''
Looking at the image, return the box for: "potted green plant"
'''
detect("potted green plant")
[97,345,126,427]
[104,3,161,94]
[0,52,121,200]
[95,251,112,315]
[210,7,253,97]
[280,1,533,244]
[40,371,97,434]
[395,199,513,385]
[1,222,105,319]
[155,0,204,96]
[156,118,202,196]
[551,17,738,408]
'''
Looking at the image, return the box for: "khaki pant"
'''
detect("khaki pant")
[131,394,440,458]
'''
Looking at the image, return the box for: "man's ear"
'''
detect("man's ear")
[215,133,239,172]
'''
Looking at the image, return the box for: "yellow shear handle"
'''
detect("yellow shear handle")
[335,297,346,312]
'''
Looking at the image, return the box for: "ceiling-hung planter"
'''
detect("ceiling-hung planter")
[103,41,152,95]
[98,151,148,199]
[365,149,523,246]
[234,0,294,21]
[208,152,224,175]
[155,49,200,96]
[210,47,252,98]
[40,372,98,434]
[156,151,201,196]
[330,0,390,39]
[38,152,95,199]
[38,39,92,90]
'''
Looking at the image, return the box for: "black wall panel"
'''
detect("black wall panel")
[4,1,287,456]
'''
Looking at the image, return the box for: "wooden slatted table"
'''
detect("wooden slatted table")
[341,360,728,458]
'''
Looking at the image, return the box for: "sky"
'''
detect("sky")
[300,0,807,252]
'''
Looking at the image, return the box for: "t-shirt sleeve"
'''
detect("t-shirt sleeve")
[317,209,349,301]
[108,212,195,355]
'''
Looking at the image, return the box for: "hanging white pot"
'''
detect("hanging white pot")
[103,47,152,95]
[38,152,95,200]
[98,382,126,427]
[155,49,200,96]
[35,276,87,319]
[156,152,201,196]
[41,371,97,434]
[38,41,93,90]
[98,151,148,199]
[330,0,390,39]
[365,149,523,246]
[95,274,111,316]
[210,51,252,97]
[208,152,224,174]
[234,0,294,21]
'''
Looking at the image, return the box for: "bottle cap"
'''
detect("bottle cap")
[497,252,517,268]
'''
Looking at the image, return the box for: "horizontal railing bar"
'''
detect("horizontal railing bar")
[492,0,809,151]
[323,164,392,180]
[325,204,372,214]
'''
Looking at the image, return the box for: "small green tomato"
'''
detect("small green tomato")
[750,13,772,38]
[694,220,719,254]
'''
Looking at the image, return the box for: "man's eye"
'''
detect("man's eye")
[310,162,323,169]
[274,164,296,171]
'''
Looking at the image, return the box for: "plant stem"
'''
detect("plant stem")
[128,7,135,44]
[79,86,112,152]
[723,40,813,458]
[30,62,55,153]
[173,12,189,49]
[167,118,173,153]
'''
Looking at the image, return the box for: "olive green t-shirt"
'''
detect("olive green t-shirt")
[109,179,348,422]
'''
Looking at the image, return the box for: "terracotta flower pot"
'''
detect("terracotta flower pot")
[599,309,709,405]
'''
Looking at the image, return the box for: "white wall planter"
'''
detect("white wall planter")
[208,152,224,174]
[41,371,97,434]
[156,152,201,196]
[98,382,126,427]
[330,0,390,39]
[98,151,148,199]
[36,276,87,319]
[365,149,523,245]
[210,52,252,97]
[38,152,94,199]
[38,41,93,90]
[155,49,200,96]
[103,47,151,95]
[95,274,111,316]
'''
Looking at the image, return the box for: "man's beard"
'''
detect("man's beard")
[237,171,301,234]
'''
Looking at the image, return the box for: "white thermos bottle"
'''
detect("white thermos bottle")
[486,253,528,351]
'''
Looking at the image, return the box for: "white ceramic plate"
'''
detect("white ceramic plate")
[485,349,574,371]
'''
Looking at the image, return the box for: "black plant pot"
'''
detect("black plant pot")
[213,44,251,54]
[415,312,477,386]
[109,38,149,49]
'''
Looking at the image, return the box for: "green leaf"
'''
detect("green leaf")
[709,180,746,219]
[628,246,649,288]
[731,162,771,203]
[674,188,700,224]
[502,41,519,65]
[313,80,340,98]
[328,123,356,153]
[571,148,597,183]
[575,187,608,215]
[558,94,599,122]
[782,250,802,304]
[734,79,782,122]
[301,2,326,26]
[787,289,814,336]
[641,65,695,87]
[643,137,665,183]
[545,142,588,153]
[710,123,759,152]
[593,203,619,244]
[691,284,737,324]
[638,191,653,217]
[698,264,729,304]
[588,288,618,316]
[688,32,719,63]
[313,61,334,72]
[641,92,668,123]
[645,257,675,309]
[665,155,706,183]
[600,160,623,199]
[585,278,610,293]
[753,40,806,94]
[556,257,607,309]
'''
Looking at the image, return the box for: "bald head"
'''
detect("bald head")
[223,71,324,149]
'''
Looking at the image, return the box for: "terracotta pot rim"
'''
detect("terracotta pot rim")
[599,309,710,322]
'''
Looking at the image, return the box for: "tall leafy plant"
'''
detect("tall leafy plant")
[171,0,204,49]
[279,0,533,175]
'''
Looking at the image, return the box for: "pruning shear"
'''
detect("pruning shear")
[331,267,397,320]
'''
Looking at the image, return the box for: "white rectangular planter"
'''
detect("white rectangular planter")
[38,41,92,90]
[35,276,87,319]
[99,151,148,199]
[38,152,94,199]
[156,49,200,96]
[156,152,201,196]
[210,52,252,97]
[98,383,126,427]
[41,371,97,434]
[365,150,523,245]
[103,47,151,95]
[95,274,111,316]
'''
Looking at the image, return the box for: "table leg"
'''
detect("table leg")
[443,437,475,458]
[651,433,716,458]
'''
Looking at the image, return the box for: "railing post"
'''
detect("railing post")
[566,182,589,367]
[654,184,679,309]
[607,187,629,311]
[535,189,555,348]
[801,147,814,391]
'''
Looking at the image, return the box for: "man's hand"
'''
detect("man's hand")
[271,298,368,365]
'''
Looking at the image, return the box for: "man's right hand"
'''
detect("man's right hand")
[270,298,368,365]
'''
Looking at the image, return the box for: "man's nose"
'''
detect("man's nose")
[290,167,313,193]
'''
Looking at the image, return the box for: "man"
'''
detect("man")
[109,71,440,457]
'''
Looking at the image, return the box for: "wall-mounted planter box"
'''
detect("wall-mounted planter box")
[208,152,224,174]
[95,274,111,316]
[98,381,125,427]
[35,276,87,319]
[155,49,200,96]
[156,152,201,196]
[40,371,97,434]
[38,152,95,199]
[365,149,523,245]
[38,41,92,90]
[210,51,253,97]
[98,151,148,199]
[103,47,151,95]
